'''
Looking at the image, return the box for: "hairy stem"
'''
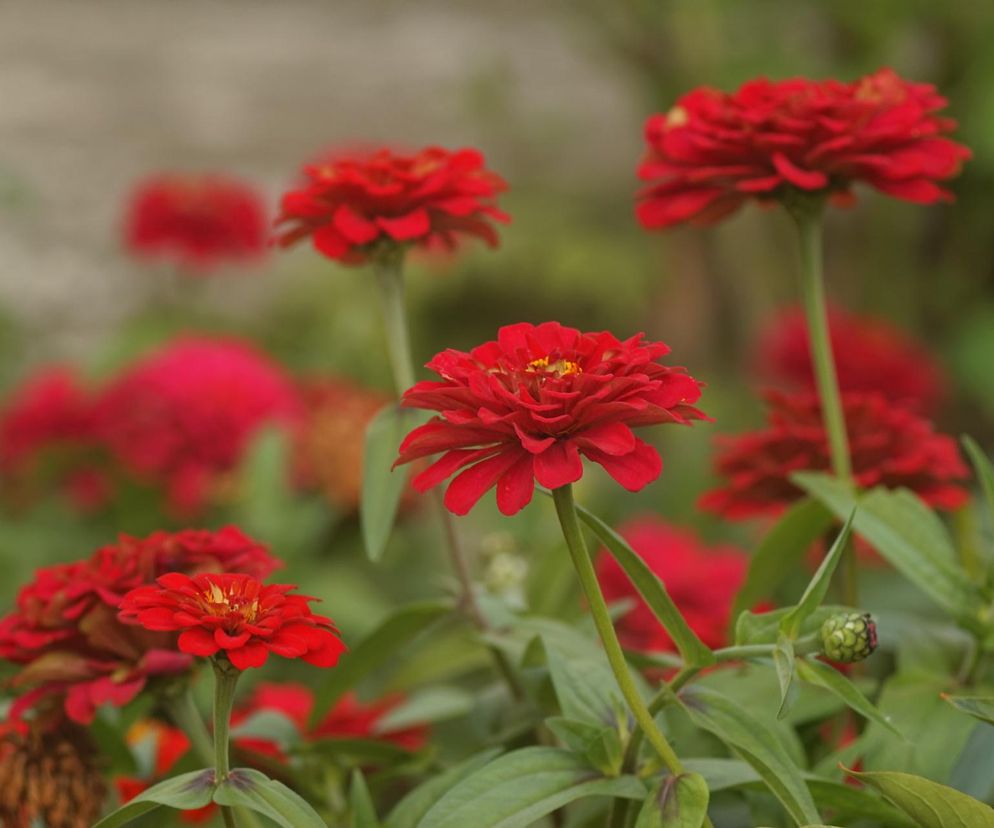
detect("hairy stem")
[212,659,241,828]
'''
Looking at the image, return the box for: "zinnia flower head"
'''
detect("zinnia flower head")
[123,173,268,273]
[275,145,509,264]
[93,337,301,515]
[757,306,946,413]
[637,68,970,229]
[596,518,748,652]
[394,321,706,516]
[699,389,969,519]
[119,572,346,671]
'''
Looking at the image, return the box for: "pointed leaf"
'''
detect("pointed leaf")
[774,634,797,720]
[351,770,380,828]
[795,658,901,737]
[942,693,994,727]
[843,767,994,827]
[416,747,646,828]
[636,772,709,828]
[214,767,326,828]
[734,498,834,618]
[92,769,216,828]
[545,717,623,776]
[736,604,852,647]
[963,436,994,527]
[310,600,451,726]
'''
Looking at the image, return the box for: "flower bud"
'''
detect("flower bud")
[820,612,877,663]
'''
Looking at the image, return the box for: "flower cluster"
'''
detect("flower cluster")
[0,528,279,722]
[275,146,509,263]
[637,68,970,229]
[119,572,345,670]
[595,518,748,652]
[395,322,706,516]
[123,173,269,273]
[756,306,946,413]
[700,389,968,519]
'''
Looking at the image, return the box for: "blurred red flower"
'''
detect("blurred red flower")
[93,337,301,515]
[0,366,110,512]
[637,68,970,229]
[756,306,946,413]
[123,173,268,273]
[595,518,748,652]
[119,572,345,670]
[0,527,279,723]
[275,146,509,264]
[699,389,969,519]
[395,321,706,516]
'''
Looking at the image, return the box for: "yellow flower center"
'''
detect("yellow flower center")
[527,356,582,377]
[666,106,689,128]
[200,582,260,622]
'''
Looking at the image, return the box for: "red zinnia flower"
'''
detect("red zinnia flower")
[699,389,968,520]
[93,337,301,515]
[119,573,345,671]
[756,306,946,413]
[123,173,268,273]
[274,146,509,264]
[394,322,706,516]
[0,528,279,723]
[595,518,748,652]
[637,68,970,229]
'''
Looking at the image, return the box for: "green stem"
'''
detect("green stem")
[790,204,858,606]
[213,659,241,828]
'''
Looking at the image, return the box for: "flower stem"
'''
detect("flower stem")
[790,203,858,606]
[212,659,241,828]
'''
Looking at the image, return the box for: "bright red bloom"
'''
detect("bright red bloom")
[119,573,345,671]
[123,173,268,273]
[596,518,747,652]
[275,146,509,264]
[395,322,706,516]
[637,68,970,229]
[757,306,946,413]
[93,337,301,515]
[0,528,279,723]
[700,389,969,519]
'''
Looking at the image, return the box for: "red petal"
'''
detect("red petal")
[495,453,536,516]
[533,440,584,490]
[443,450,523,515]
[583,439,661,491]
[772,153,828,190]
[227,641,269,670]
[178,628,220,657]
[312,225,351,259]
[333,205,379,244]
[576,422,636,457]
[378,208,431,241]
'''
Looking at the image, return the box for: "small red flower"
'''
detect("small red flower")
[123,173,268,273]
[700,389,969,519]
[119,573,346,671]
[637,68,970,229]
[756,306,946,413]
[275,146,509,264]
[93,337,301,515]
[394,322,706,516]
[596,518,748,652]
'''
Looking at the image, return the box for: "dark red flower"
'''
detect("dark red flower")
[699,389,969,519]
[0,528,279,723]
[637,68,970,229]
[595,518,748,652]
[0,366,110,511]
[119,573,346,671]
[757,306,946,413]
[275,146,509,264]
[394,322,706,516]
[93,337,301,515]
[123,173,268,273]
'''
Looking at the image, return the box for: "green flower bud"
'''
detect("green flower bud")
[820,612,877,663]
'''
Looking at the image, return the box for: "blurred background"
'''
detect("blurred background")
[2,0,994,647]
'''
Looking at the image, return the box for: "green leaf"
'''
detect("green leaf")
[774,634,797,720]
[385,749,502,828]
[942,693,994,727]
[963,436,994,527]
[304,737,414,765]
[360,405,428,562]
[214,767,327,828]
[569,498,715,667]
[736,604,852,647]
[545,717,623,777]
[544,642,622,727]
[733,498,834,619]
[780,509,855,639]
[416,747,646,828]
[794,473,982,627]
[679,686,819,825]
[310,600,451,726]
[795,658,901,737]
[351,770,380,828]
[92,770,216,828]
[843,767,994,827]
[636,772,709,828]
[373,686,473,731]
